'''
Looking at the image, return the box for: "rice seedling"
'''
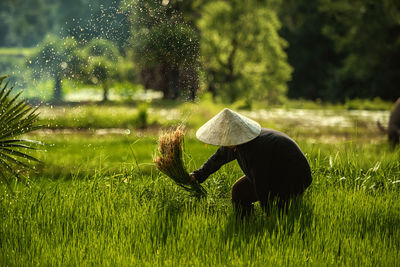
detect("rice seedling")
[154,126,206,197]
[1,127,400,266]
[1,101,399,266]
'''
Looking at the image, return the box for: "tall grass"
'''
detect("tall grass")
[1,134,399,266]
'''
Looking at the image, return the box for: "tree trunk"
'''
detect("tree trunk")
[53,75,62,101]
[226,36,238,83]
[161,64,170,99]
[171,67,179,99]
[207,69,217,100]
[180,65,198,101]
[102,82,109,102]
[189,83,196,101]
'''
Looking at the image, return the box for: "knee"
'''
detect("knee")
[231,183,255,218]
[231,176,257,206]
[231,182,252,205]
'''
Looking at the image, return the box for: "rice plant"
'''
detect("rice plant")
[0,75,42,189]
[154,127,206,197]
[1,125,400,266]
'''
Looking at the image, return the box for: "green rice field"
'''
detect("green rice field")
[1,103,399,266]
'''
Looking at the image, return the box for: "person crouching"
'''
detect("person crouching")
[189,108,312,218]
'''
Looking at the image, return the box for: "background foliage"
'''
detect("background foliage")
[198,0,291,104]
[0,0,399,102]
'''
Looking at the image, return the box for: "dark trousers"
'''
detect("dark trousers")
[231,175,304,218]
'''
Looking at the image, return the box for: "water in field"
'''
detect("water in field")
[243,108,389,128]
[34,104,390,146]
[137,107,390,129]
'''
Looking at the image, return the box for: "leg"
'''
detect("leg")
[257,171,312,215]
[388,130,399,148]
[231,176,258,218]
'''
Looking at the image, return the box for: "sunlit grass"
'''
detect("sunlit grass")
[35,99,225,130]
[1,102,399,266]
[1,133,399,266]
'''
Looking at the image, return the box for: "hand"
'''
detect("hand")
[187,173,197,185]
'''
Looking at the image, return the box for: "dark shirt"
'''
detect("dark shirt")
[193,128,312,201]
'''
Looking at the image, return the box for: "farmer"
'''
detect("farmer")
[189,108,312,217]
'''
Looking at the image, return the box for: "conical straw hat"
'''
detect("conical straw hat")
[196,108,261,146]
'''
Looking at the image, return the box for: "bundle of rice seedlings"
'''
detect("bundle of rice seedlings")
[154,127,206,197]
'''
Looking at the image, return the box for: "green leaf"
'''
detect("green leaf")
[0,148,41,163]
[0,76,42,190]
[0,75,9,84]
[0,152,35,170]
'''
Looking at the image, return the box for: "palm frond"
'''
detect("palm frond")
[0,76,42,188]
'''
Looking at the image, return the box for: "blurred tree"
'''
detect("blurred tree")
[56,0,131,50]
[28,35,84,101]
[126,0,200,100]
[198,0,292,104]
[82,39,121,102]
[0,0,55,47]
[319,0,400,101]
[278,0,343,101]
[0,0,130,48]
